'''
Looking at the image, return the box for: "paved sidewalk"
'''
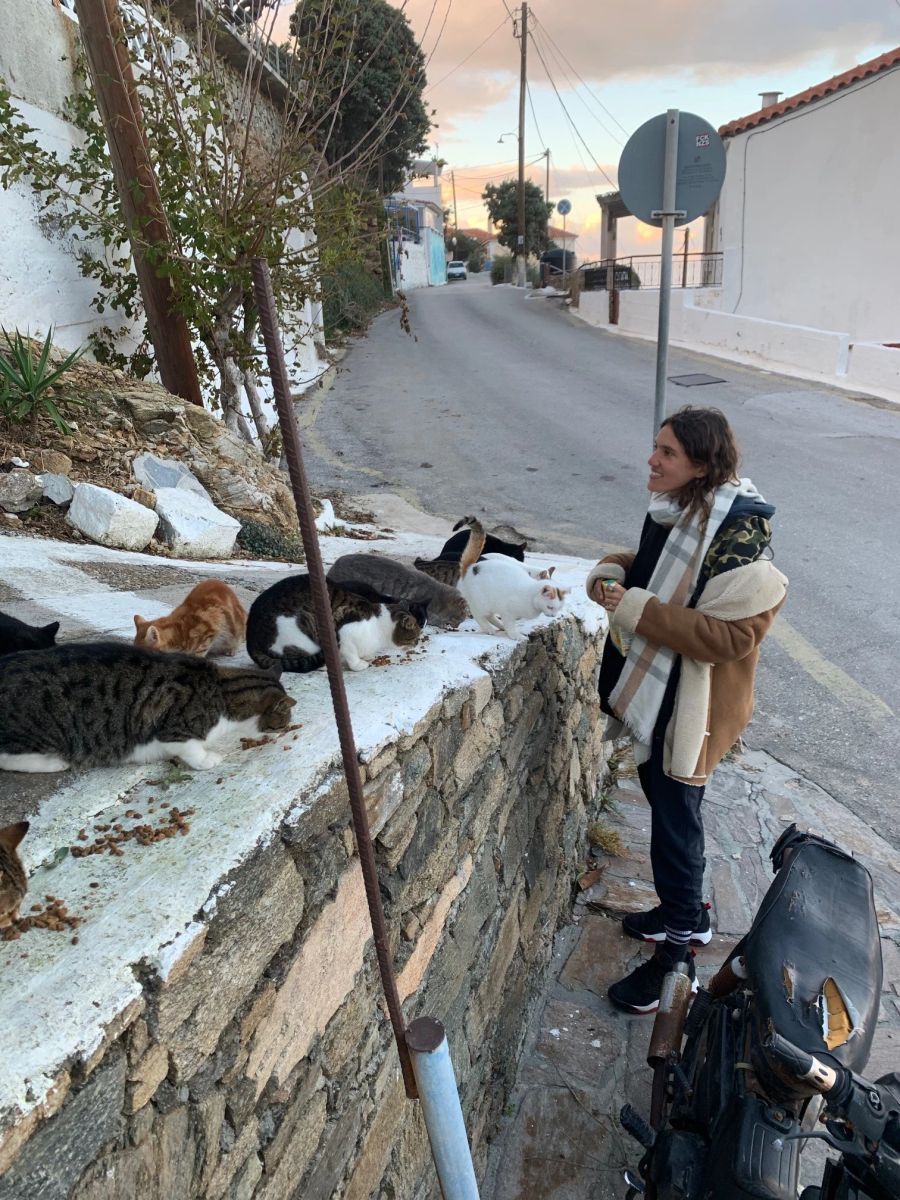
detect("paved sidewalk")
[483,746,900,1199]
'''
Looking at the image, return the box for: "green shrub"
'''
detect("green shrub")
[490,255,513,285]
[237,519,306,563]
[321,262,385,337]
[466,253,484,274]
[0,327,85,434]
[526,262,541,288]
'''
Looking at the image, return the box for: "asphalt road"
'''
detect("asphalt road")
[303,273,900,846]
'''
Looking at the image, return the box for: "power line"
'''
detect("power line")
[528,26,616,189]
[426,13,510,92]
[530,13,630,138]
[530,15,624,146]
[526,79,545,146]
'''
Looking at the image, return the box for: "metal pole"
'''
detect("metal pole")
[561,212,567,292]
[451,171,459,233]
[681,226,690,289]
[545,147,550,204]
[407,1018,480,1199]
[250,258,418,1101]
[516,3,528,287]
[653,109,680,435]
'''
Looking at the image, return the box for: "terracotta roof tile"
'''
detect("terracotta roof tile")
[719,45,900,137]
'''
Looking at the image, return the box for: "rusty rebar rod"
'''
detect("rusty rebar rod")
[250,258,417,1100]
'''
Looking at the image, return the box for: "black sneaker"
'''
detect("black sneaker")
[609,947,698,1015]
[622,904,712,946]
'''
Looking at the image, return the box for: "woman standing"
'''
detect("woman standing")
[586,407,787,1014]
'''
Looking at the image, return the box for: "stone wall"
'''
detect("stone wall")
[0,619,607,1200]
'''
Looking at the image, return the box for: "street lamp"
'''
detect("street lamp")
[497,131,518,144]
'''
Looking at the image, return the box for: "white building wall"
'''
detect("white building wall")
[0,0,326,427]
[715,66,900,344]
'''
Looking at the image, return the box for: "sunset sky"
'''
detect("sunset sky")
[279,1,900,261]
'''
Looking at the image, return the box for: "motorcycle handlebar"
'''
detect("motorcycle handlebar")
[764,1032,843,1094]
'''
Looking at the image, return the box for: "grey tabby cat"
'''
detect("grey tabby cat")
[328,553,468,629]
[0,643,295,773]
[0,821,28,927]
[247,574,427,673]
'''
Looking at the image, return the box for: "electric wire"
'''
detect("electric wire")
[528,25,616,188]
[426,13,510,93]
[526,79,546,146]
[530,12,630,138]
[530,13,624,146]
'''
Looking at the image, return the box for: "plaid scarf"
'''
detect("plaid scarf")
[609,479,747,750]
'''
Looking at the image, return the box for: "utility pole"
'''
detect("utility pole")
[544,147,550,205]
[451,171,459,233]
[516,2,528,288]
[74,0,202,406]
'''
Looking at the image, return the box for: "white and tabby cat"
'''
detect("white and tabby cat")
[454,517,569,641]
[247,574,427,673]
[0,643,295,773]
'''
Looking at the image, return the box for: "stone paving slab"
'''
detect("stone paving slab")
[483,745,900,1199]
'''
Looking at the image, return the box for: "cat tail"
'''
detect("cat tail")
[453,517,486,578]
[280,648,325,673]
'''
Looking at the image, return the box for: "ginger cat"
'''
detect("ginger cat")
[134,580,247,657]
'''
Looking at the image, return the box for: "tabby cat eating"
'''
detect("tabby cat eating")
[0,643,295,772]
[247,574,427,673]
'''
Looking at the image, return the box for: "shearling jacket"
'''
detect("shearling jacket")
[586,517,787,784]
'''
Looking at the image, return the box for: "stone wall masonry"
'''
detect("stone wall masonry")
[0,591,608,1199]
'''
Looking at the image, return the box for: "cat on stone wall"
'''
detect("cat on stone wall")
[328,553,468,629]
[454,517,568,641]
[0,611,59,657]
[133,580,246,657]
[0,643,295,772]
[246,574,427,673]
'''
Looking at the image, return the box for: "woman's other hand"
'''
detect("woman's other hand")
[590,579,625,613]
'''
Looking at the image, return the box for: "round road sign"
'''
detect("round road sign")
[617,112,725,228]
[557,198,572,216]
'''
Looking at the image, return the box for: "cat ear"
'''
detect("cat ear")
[547,566,556,578]
[0,821,29,851]
[145,626,161,646]
[133,615,145,630]
[540,584,558,599]
[556,587,570,599]
[41,621,60,644]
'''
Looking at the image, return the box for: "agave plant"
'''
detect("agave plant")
[0,327,86,435]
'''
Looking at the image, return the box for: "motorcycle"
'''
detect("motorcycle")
[620,825,900,1199]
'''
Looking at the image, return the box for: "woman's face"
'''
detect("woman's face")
[648,424,706,494]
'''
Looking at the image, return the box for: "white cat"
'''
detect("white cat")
[454,519,569,640]
[481,553,556,581]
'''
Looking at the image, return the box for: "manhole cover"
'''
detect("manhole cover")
[669,373,726,387]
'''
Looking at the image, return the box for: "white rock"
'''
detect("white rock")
[133,452,211,500]
[67,483,159,551]
[39,473,75,507]
[154,487,240,559]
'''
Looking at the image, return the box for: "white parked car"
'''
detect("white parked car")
[447,260,467,281]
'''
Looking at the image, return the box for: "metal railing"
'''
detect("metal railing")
[581,251,723,291]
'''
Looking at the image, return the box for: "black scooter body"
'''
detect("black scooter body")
[648,829,883,1200]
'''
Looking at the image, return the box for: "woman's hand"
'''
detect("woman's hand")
[590,579,625,613]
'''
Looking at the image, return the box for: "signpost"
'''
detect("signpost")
[557,197,571,291]
[617,111,726,433]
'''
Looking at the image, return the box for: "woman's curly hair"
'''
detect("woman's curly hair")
[661,406,741,527]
